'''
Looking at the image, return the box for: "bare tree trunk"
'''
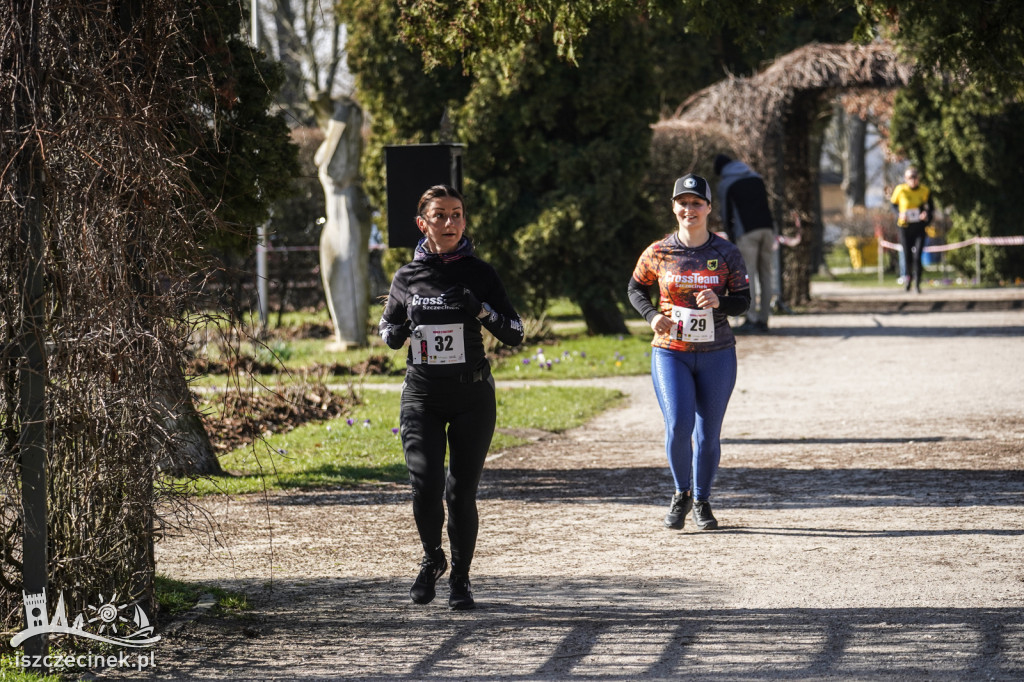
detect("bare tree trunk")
[156,364,222,477]
[780,92,829,306]
[843,115,868,214]
[578,296,628,336]
[268,0,311,123]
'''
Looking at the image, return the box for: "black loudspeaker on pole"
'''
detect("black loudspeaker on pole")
[384,144,464,248]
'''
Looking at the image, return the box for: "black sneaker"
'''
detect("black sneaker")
[664,491,693,529]
[448,573,475,610]
[693,500,719,530]
[410,554,448,604]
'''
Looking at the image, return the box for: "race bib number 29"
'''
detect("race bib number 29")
[411,324,466,365]
[670,306,714,343]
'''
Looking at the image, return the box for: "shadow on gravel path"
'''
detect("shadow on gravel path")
[135,285,1024,681]
[147,577,1024,681]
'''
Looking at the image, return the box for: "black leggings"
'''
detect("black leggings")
[400,375,496,575]
[900,222,927,287]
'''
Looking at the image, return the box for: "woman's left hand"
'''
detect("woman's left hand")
[695,289,719,309]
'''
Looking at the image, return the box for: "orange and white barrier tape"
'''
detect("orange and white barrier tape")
[879,235,1024,252]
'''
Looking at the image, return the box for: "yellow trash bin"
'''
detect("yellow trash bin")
[844,236,878,269]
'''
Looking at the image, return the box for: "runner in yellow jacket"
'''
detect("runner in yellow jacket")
[890,166,933,293]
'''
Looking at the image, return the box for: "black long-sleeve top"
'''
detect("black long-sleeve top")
[379,251,523,380]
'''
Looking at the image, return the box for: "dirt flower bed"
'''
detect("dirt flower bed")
[200,383,354,452]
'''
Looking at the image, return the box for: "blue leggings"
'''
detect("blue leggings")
[651,346,737,501]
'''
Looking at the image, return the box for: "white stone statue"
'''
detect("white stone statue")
[315,97,371,349]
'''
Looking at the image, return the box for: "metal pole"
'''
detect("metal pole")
[878,239,884,285]
[251,0,259,46]
[257,226,268,325]
[772,239,783,312]
[15,1,49,664]
[974,241,981,286]
[19,221,48,663]
[251,0,269,326]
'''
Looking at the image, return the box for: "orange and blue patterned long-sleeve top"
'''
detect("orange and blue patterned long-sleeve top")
[630,233,749,353]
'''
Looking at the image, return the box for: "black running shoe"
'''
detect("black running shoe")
[410,554,448,604]
[692,500,719,530]
[664,491,693,529]
[448,573,475,610]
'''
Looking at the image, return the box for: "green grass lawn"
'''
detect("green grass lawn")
[189,301,657,388]
[177,300,642,494]
[154,575,250,617]
[182,384,624,495]
[491,330,654,379]
[0,657,61,682]
[818,243,975,288]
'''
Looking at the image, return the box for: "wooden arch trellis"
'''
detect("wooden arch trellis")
[656,42,914,305]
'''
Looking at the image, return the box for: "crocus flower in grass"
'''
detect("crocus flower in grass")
[346,418,355,426]
[391,427,399,435]
[363,419,371,427]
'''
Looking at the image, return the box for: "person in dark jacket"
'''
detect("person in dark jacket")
[714,154,775,333]
[379,185,523,610]
[628,174,750,531]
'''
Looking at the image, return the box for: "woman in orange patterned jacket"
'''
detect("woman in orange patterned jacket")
[627,174,750,531]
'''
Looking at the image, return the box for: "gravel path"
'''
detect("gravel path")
[128,283,1024,681]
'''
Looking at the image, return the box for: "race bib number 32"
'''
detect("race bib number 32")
[670,306,714,343]
[411,324,466,365]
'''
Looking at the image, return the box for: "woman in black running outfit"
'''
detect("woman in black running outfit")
[379,185,524,610]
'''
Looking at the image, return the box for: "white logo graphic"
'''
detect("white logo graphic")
[11,588,160,648]
[411,294,446,306]
[667,272,721,285]
[683,178,697,188]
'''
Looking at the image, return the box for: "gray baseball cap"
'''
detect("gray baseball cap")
[672,174,712,203]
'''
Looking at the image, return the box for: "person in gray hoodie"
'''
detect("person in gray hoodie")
[713,154,775,333]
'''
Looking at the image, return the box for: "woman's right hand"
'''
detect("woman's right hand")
[382,319,412,349]
[651,313,671,335]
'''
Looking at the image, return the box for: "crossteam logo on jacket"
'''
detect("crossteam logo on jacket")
[411,294,446,306]
[667,273,721,286]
